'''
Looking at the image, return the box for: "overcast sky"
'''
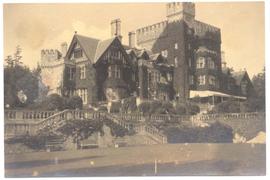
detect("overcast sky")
[3,2,265,77]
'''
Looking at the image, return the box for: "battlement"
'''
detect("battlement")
[166,2,195,22]
[136,21,168,44]
[41,49,62,61]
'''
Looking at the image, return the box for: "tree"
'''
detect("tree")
[239,68,265,112]
[4,56,40,108]
[252,68,265,97]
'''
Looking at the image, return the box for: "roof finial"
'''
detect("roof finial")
[74,31,77,34]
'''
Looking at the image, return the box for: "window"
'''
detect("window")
[77,88,87,105]
[69,67,75,80]
[209,76,216,86]
[208,58,215,69]
[188,58,192,67]
[188,44,191,50]
[79,64,86,79]
[74,49,83,58]
[167,73,172,81]
[196,57,205,69]
[115,66,121,79]
[161,50,168,58]
[108,66,112,78]
[189,75,194,85]
[153,71,160,82]
[198,75,206,85]
[174,43,178,49]
[132,73,136,81]
[174,57,178,67]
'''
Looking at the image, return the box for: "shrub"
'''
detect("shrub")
[212,100,241,113]
[98,106,108,112]
[109,101,121,113]
[66,96,83,110]
[137,101,151,115]
[149,100,163,114]
[45,94,64,111]
[165,121,233,143]
[241,97,265,112]
[121,96,137,113]
[156,101,175,114]
[187,103,200,115]
[174,103,187,115]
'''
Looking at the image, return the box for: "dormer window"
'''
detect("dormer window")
[74,49,83,58]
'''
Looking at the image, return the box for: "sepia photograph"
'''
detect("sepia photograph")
[2,0,266,177]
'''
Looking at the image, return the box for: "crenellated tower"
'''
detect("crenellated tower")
[166,2,195,23]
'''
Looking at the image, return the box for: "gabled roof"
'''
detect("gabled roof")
[149,53,161,61]
[74,34,100,62]
[232,71,247,85]
[66,34,119,64]
[222,67,230,75]
[94,38,115,63]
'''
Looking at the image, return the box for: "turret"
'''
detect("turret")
[166,2,195,23]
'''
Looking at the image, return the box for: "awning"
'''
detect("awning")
[189,90,247,100]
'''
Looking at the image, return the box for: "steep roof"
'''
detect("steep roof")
[75,34,100,62]
[94,38,115,63]
[67,34,119,64]
[232,71,247,85]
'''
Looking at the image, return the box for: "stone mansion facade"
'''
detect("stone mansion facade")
[40,2,253,107]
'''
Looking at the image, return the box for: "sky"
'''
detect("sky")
[3,2,265,77]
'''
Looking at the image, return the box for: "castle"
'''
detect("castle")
[40,2,253,108]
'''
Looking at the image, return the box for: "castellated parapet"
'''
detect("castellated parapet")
[136,21,168,45]
[40,49,63,67]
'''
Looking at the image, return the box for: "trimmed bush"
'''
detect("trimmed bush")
[212,100,241,113]
[174,103,187,115]
[45,94,64,111]
[165,121,233,143]
[66,96,83,110]
[121,96,137,113]
[109,101,121,113]
[137,101,151,115]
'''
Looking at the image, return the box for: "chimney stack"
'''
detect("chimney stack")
[111,18,122,42]
[61,42,68,57]
[128,31,136,48]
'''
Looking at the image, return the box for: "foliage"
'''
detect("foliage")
[57,119,103,143]
[65,96,83,110]
[98,106,108,112]
[4,65,40,108]
[174,103,187,115]
[104,118,134,137]
[137,101,151,115]
[121,96,137,113]
[43,94,64,111]
[109,101,121,113]
[4,46,41,108]
[165,121,233,143]
[211,99,241,113]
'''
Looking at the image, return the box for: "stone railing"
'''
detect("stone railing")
[4,109,106,138]
[191,112,265,122]
[144,125,167,144]
[5,110,56,121]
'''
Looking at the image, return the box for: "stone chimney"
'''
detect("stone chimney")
[128,31,136,48]
[111,18,122,42]
[61,42,68,57]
